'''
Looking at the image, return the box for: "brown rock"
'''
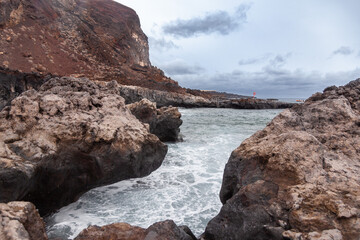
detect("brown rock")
[0,77,167,215]
[0,0,184,94]
[75,220,196,240]
[0,201,48,240]
[204,79,360,240]
[75,222,146,240]
[127,99,183,142]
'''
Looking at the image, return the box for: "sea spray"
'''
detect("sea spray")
[45,108,282,239]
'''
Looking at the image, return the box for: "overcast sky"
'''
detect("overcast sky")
[117,0,360,98]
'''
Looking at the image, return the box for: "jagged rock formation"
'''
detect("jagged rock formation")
[0,201,47,240]
[0,77,167,215]
[75,220,197,240]
[0,67,54,110]
[127,99,182,142]
[119,84,212,108]
[204,79,360,240]
[0,0,181,93]
[119,84,295,109]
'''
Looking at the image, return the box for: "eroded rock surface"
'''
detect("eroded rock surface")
[0,67,53,110]
[0,77,167,215]
[0,201,47,240]
[127,99,182,142]
[75,220,196,240]
[204,79,360,240]
[119,84,294,109]
[0,0,183,93]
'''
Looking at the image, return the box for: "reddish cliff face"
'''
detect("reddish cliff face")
[0,0,182,92]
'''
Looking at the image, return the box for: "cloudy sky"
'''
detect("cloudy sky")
[117,0,360,98]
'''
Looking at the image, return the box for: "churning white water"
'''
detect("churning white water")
[45,108,282,239]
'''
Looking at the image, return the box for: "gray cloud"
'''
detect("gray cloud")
[162,4,250,38]
[171,66,360,98]
[268,53,292,68]
[160,60,205,75]
[238,55,269,66]
[332,46,354,56]
[148,37,179,51]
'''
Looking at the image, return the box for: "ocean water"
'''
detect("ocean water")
[45,108,282,239]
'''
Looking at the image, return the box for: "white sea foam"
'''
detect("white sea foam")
[45,108,282,239]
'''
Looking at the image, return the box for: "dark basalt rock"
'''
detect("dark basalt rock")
[204,79,360,240]
[0,67,53,110]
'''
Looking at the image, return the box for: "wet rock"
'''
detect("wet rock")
[75,220,196,240]
[0,77,167,215]
[127,99,183,142]
[204,79,360,240]
[0,201,48,240]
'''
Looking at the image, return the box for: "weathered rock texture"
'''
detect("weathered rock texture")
[0,0,298,109]
[0,67,53,110]
[119,84,294,109]
[0,201,47,240]
[204,79,360,240]
[119,84,212,108]
[0,77,167,215]
[0,0,182,93]
[75,220,196,240]
[127,99,183,142]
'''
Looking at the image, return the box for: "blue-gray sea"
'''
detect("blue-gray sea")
[45,108,283,239]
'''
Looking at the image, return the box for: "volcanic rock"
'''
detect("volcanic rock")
[0,201,47,240]
[0,67,53,110]
[204,79,360,240]
[127,99,183,142]
[0,76,167,215]
[75,220,196,240]
[119,84,212,108]
[0,0,183,93]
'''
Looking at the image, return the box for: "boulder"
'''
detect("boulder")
[75,220,196,240]
[127,99,183,142]
[204,79,360,240]
[0,77,167,215]
[0,201,48,240]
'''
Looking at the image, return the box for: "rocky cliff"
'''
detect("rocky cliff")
[0,0,182,93]
[0,0,298,108]
[204,79,360,239]
[0,77,167,215]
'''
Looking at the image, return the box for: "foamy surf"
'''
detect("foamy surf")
[45,108,282,239]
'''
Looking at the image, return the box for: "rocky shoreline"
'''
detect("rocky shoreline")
[1,77,358,240]
[0,66,295,111]
[204,79,360,240]
[1,0,359,239]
